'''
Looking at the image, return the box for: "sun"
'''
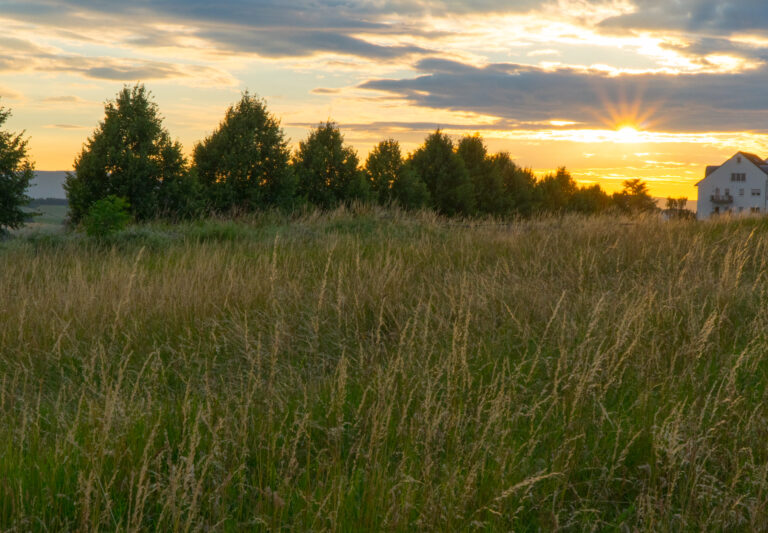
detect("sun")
[615,125,641,143]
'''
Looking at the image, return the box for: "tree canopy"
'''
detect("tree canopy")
[0,105,34,234]
[409,130,475,216]
[193,92,295,212]
[293,121,368,208]
[65,84,193,223]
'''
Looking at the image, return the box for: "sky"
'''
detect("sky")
[4,1,768,199]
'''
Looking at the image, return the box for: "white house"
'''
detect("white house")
[696,152,768,220]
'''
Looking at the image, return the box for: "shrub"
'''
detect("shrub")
[82,195,131,238]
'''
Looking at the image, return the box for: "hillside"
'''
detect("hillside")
[1,209,766,530]
[28,170,68,199]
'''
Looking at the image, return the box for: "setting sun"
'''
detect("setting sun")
[615,125,642,143]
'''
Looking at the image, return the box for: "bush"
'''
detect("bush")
[82,195,131,238]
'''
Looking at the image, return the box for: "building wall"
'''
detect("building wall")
[697,155,768,219]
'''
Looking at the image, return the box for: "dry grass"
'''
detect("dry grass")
[2,207,768,531]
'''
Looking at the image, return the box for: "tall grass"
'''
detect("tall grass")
[2,207,768,530]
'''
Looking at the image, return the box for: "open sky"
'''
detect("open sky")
[3,0,768,198]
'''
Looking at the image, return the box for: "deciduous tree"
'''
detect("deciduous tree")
[193,92,295,212]
[65,84,194,223]
[0,104,34,234]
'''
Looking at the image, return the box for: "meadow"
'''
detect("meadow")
[2,207,768,531]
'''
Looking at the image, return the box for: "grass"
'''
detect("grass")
[2,206,768,530]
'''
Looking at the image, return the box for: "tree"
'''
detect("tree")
[665,197,695,220]
[408,130,474,216]
[293,121,369,209]
[536,167,578,212]
[365,139,402,204]
[571,184,611,213]
[65,84,194,223]
[0,104,34,234]
[457,134,506,215]
[490,153,536,216]
[612,178,658,214]
[193,92,295,212]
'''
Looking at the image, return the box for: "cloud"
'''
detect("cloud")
[360,58,768,133]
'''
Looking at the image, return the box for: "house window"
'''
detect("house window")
[739,207,744,212]
[752,207,761,213]
[725,188,730,195]
[740,188,745,196]
[731,173,746,181]
[714,206,720,214]
[752,189,761,196]
[738,156,743,163]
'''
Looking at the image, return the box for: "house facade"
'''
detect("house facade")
[696,152,768,220]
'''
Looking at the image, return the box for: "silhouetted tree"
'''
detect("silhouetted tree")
[409,130,474,216]
[193,92,295,212]
[612,178,657,213]
[0,104,34,234]
[571,184,611,213]
[365,139,402,204]
[65,84,194,223]
[665,196,695,219]
[293,121,369,208]
[490,152,536,216]
[536,167,578,212]
[391,167,431,209]
[457,134,506,215]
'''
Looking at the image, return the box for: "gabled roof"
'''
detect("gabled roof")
[740,152,766,168]
[697,151,768,186]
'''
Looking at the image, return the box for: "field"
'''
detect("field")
[2,208,768,531]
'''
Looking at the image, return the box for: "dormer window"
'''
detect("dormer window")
[731,173,746,181]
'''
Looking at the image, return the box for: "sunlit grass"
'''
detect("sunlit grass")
[2,207,768,530]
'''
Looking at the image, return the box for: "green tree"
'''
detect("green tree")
[0,104,34,234]
[391,167,431,209]
[457,134,506,215]
[490,152,536,216]
[193,92,295,212]
[365,139,402,204]
[65,84,193,223]
[571,184,611,213]
[408,130,474,216]
[536,167,577,212]
[293,121,368,209]
[612,179,658,214]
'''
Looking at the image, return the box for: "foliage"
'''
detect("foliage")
[666,196,695,220]
[0,105,35,234]
[457,134,507,215]
[491,152,537,216]
[409,130,475,216]
[364,138,402,204]
[193,92,295,213]
[571,183,612,213]
[613,178,658,214]
[293,121,369,208]
[536,166,578,212]
[65,84,194,223]
[390,166,431,209]
[82,195,131,238]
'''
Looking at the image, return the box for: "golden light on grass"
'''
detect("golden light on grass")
[2,208,768,530]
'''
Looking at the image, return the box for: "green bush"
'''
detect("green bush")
[82,195,131,238]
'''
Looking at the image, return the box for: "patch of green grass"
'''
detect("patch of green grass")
[2,208,768,530]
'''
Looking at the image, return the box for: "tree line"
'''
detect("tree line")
[1,84,688,233]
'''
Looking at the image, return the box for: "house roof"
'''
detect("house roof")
[740,152,766,168]
[697,152,768,186]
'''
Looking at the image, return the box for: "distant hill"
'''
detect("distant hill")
[29,171,68,199]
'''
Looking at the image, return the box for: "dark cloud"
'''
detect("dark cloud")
[361,58,768,133]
